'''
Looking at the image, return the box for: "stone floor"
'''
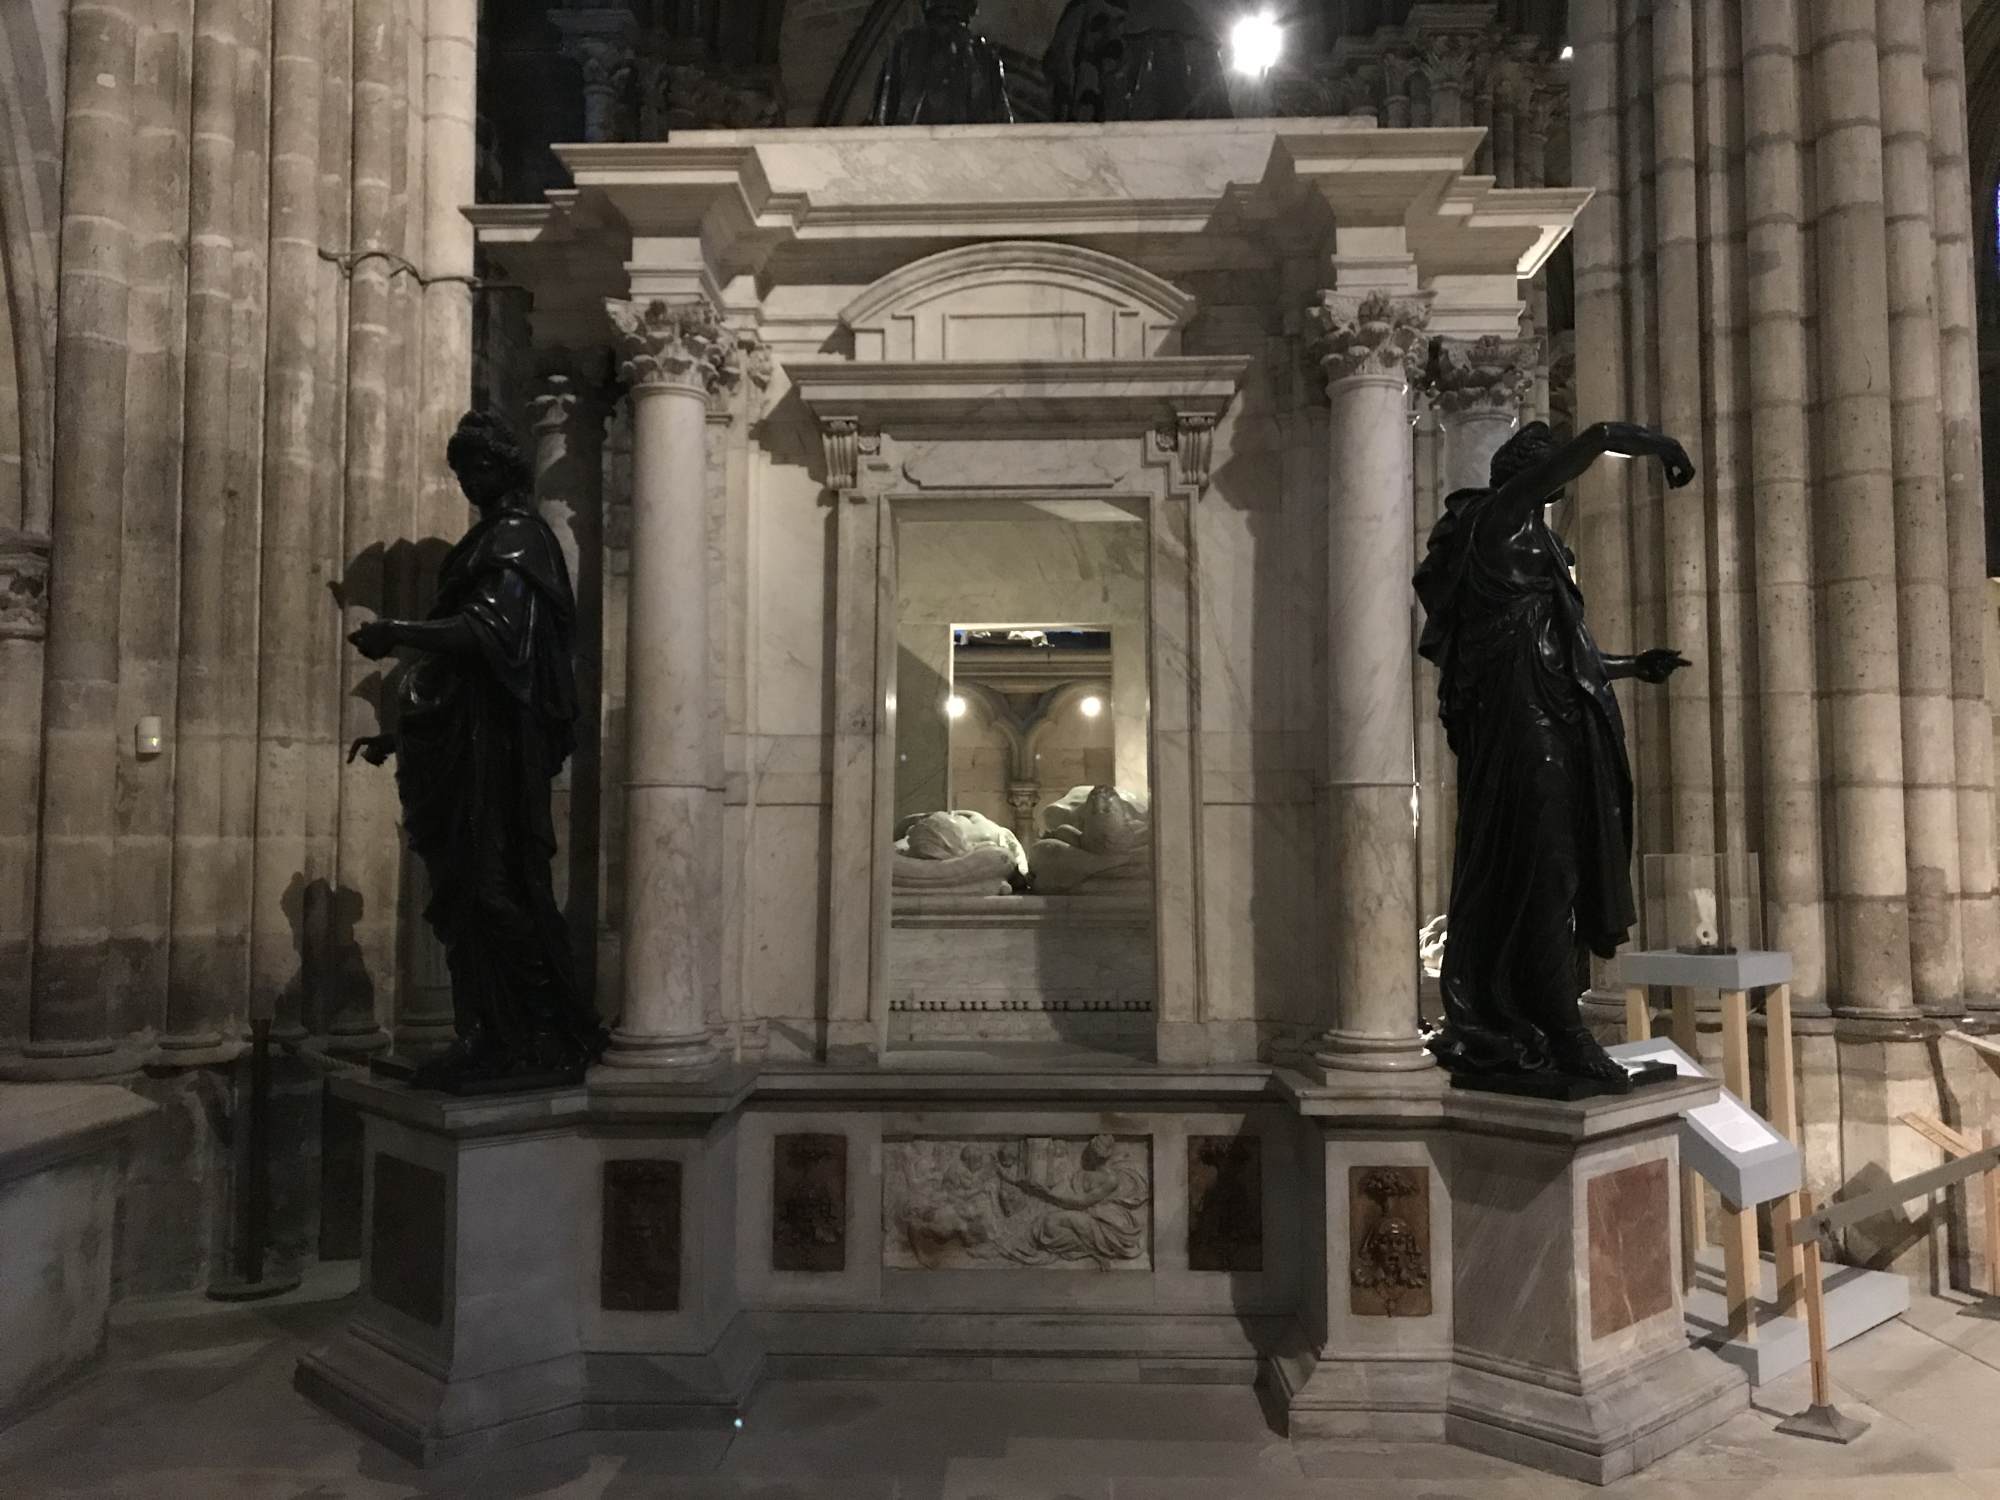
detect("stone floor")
[2,1267,1996,1499]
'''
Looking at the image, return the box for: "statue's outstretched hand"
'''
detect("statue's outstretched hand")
[1651,434,1696,490]
[347,734,394,767]
[1635,648,1691,685]
[349,619,399,660]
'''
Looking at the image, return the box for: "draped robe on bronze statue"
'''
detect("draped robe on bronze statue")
[1415,490,1637,1074]
[393,504,604,1074]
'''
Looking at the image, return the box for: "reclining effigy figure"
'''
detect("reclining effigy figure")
[1029,786,1152,894]
[893,810,1029,896]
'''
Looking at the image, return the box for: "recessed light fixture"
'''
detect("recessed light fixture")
[1560,44,1575,60]
[1080,695,1104,719]
[946,695,967,719]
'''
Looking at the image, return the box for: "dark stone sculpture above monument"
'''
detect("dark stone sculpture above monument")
[1414,414,1695,1096]
[1045,0,1232,122]
[346,411,609,1094]
[869,0,1015,125]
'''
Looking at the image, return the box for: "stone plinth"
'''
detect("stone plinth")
[294,1074,758,1464]
[0,1083,155,1426]
[1442,1081,1746,1484]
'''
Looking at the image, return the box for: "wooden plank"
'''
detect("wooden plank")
[1986,1129,2000,1300]
[1785,1144,2000,1241]
[1767,985,1806,1314]
[1795,1188,1831,1409]
[1718,992,1756,1341]
[1625,985,1651,1042]
[1943,1029,2000,1077]
[1672,988,1702,1288]
[1899,1112,1978,1160]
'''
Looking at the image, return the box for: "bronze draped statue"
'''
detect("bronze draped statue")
[1415,418,1695,1092]
[348,411,608,1092]
[1044,0,1232,122]
[869,0,1015,126]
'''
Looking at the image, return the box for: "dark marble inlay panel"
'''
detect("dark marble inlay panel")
[602,1158,683,1313]
[369,1154,446,1327]
[1187,1135,1263,1272]
[773,1133,848,1273]
[1349,1165,1432,1317]
[1587,1158,1674,1340]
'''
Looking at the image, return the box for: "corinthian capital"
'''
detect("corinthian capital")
[604,298,742,397]
[1306,290,1431,388]
[1424,333,1538,416]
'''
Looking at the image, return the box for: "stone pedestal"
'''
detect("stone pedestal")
[1280,1076,1744,1485]
[1442,1082,1746,1484]
[0,1084,155,1426]
[295,1075,757,1463]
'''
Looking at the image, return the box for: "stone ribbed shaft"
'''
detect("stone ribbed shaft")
[27,0,140,1068]
[1812,0,1914,1015]
[329,0,404,1053]
[1877,0,1961,1011]
[165,0,246,1056]
[601,297,739,1073]
[1927,0,2000,1009]
[1310,287,1431,1074]
[248,0,323,1032]
[1741,0,1829,1007]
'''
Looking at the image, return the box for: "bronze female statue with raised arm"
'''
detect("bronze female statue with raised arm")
[1415,416,1694,1092]
[347,411,607,1092]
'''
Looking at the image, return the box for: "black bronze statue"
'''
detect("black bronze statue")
[1415,418,1695,1093]
[869,0,1015,125]
[348,411,607,1092]
[1045,0,1232,122]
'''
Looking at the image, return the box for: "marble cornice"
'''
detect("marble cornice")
[787,356,1251,434]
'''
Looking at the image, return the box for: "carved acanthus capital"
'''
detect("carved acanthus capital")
[1417,35,1479,95]
[1380,49,1416,99]
[1306,291,1431,389]
[1424,333,1538,416]
[604,298,741,397]
[0,529,51,640]
[569,33,634,91]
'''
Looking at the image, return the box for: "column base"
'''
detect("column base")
[594,1027,724,1076]
[323,1028,394,1060]
[0,1042,145,1082]
[1309,1029,1437,1077]
[149,1034,246,1068]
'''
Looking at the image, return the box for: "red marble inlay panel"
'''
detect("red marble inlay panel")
[1586,1158,1674,1340]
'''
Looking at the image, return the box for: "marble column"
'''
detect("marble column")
[601,297,739,1074]
[1309,286,1432,1075]
[531,358,613,1017]
[25,0,141,1072]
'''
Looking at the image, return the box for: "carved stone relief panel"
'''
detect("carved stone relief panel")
[1586,1158,1673,1340]
[1187,1135,1263,1272]
[369,1154,447,1327]
[772,1133,848,1273]
[601,1158,683,1313]
[882,1134,1152,1271]
[1349,1165,1432,1317]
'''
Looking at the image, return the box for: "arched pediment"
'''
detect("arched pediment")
[840,241,1194,363]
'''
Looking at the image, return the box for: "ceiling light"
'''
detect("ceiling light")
[1080,695,1104,719]
[1229,12,1284,79]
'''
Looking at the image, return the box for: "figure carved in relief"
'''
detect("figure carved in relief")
[1414,417,1694,1091]
[347,411,608,1092]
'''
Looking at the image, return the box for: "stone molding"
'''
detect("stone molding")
[0,528,51,640]
[1307,291,1432,389]
[1155,412,1218,492]
[1425,333,1538,416]
[819,417,876,495]
[604,298,742,397]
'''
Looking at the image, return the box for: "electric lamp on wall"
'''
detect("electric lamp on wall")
[135,717,165,759]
